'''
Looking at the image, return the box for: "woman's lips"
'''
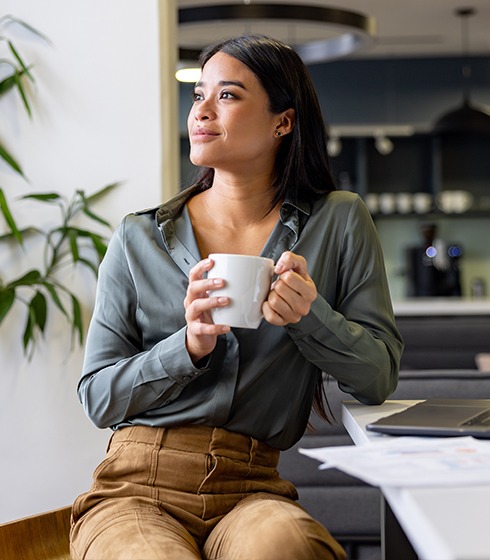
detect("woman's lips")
[192,127,220,140]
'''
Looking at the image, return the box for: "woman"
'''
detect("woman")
[70,34,403,560]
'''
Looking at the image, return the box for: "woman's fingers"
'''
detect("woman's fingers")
[184,258,231,363]
[263,252,317,326]
[274,251,309,278]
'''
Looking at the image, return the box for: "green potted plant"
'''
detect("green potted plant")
[0,15,118,356]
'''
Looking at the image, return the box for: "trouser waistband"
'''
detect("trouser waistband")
[111,424,279,468]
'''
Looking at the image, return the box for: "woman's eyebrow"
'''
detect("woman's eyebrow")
[219,80,246,89]
[194,80,247,90]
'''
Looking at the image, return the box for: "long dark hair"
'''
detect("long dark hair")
[193,34,336,210]
[193,34,336,424]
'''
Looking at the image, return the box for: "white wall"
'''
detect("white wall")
[0,0,163,523]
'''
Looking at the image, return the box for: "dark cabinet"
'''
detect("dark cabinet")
[366,135,433,196]
[329,133,490,217]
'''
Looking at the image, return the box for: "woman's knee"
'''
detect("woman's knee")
[70,499,201,560]
[203,494,346,560]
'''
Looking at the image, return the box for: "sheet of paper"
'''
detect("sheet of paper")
[299,436,490,487]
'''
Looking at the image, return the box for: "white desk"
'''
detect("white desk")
[393,298,490,316]
[342,401,490,560]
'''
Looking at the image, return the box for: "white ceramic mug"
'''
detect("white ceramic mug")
[208,253,274,329]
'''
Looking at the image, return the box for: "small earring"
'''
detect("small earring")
[275,130,282,137]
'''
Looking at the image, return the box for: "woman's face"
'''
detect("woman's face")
[187,51,285,176]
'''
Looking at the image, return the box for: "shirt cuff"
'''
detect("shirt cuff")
[157,327,209,386]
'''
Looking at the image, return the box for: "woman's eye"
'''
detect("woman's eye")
[192,91,203,102]
[220,90,236,99]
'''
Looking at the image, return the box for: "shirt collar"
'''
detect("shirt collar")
[155,185,312,276]
[155,185,201,225]
[155,185,312,225]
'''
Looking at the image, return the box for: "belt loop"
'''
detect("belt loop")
[209,427,219,455]
[156,427,167,449]
[105,430,117,453]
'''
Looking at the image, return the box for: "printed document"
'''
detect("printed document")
[299,436,490,487]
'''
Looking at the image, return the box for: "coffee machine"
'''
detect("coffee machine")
[405,223,462,297]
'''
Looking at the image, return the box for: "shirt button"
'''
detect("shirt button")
[182,376,191,383]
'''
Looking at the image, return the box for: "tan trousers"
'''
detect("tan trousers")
[70,425,346,560]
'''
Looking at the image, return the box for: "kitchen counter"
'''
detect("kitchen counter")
[393,298,490,316]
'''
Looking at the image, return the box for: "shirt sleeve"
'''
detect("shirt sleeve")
[77,217,207,429]
[285,195,403,404]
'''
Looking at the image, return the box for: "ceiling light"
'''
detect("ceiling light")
[434,99,490,135]
[175,65,201,83]
[432,7,490,136]
[177,3,377,67]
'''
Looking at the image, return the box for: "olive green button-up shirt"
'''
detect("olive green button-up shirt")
[78,186,403,450]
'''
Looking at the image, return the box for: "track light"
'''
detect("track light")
[374,134,394,155]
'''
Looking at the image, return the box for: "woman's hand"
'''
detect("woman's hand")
[262,251,317,326]
[184,258,231,364]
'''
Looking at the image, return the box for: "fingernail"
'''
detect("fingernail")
[217,297,228,304]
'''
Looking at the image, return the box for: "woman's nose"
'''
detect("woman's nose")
[193,100,214,121]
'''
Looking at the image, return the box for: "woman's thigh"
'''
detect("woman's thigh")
[202,493,346,560]
[70,497,201,560]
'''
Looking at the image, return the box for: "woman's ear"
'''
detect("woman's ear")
[279,108,295,135]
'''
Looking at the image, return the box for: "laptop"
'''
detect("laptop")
[366,398,490,438]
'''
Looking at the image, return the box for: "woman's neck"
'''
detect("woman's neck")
[202,172,278,226]
[187,175,282,257]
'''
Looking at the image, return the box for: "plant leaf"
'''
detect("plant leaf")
[62,226,92,238]
[84,182,121,205]
[60,227,108,260]
[0,226,42,243]
[22,303,35,351]
[68,229,79,262]
[0,286,16,324]
[8,41,34,82]
[21,192,62,202]
[30,291,47,332]
[0,72,18,95]
[77,189,111,228]
[0,187,23,244]
[77,257,99,277]
[82,206,111,228]
[8,269,42,288]
[8,40,35,82]
[0,142,24,175]
[13,72,31,117]
[88,232,108,260]
[71,295,83,345]
[22,291,48,352]
[42,281,67,317]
